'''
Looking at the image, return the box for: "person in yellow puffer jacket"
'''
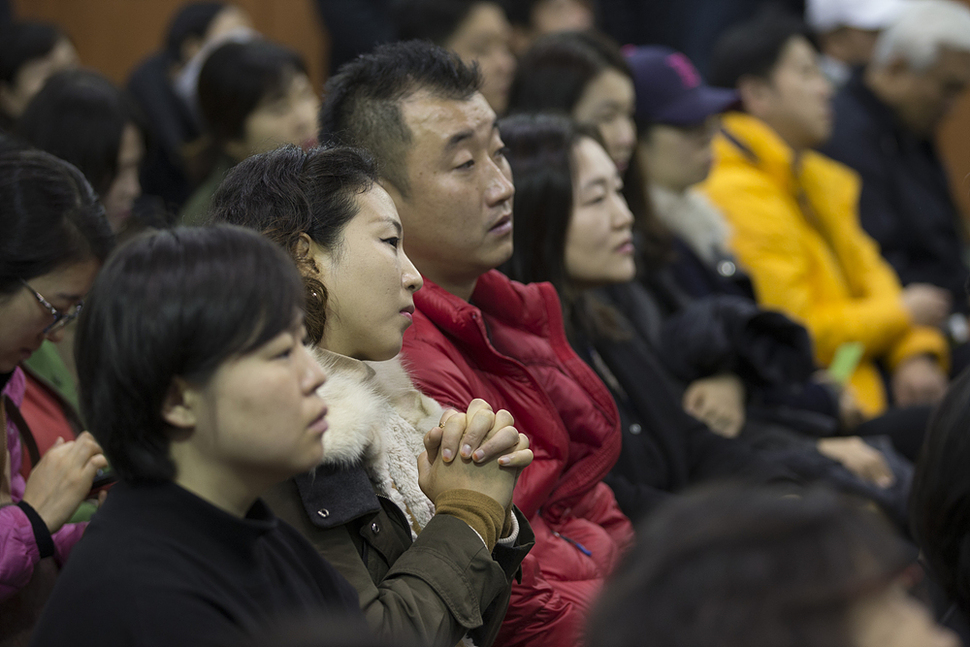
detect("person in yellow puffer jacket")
[701,10,950,418]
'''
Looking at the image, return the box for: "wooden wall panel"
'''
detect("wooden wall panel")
[11,0,331,93]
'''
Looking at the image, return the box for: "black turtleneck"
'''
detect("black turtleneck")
[30,480,363,646]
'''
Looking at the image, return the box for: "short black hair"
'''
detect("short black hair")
[319,39,481,196]
[75,225,305,484]
[0,148,114,295]
[395,0,481,46]
[508,30,630,116]
[708,9,815,90]
[500,0,591,29]
[0,21,66,85]
[589,486,913,647]
[911,367,970,617]
[209,144,378,345]
[197,39,307,147]
[164,2,226,62]
[17,69,145,197]
[499,112,578,294]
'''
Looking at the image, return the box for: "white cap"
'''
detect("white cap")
[806,0,909,32]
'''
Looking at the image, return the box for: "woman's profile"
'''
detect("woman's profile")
[31,225,364,645]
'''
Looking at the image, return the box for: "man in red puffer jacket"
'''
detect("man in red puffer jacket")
[320,40,634,647]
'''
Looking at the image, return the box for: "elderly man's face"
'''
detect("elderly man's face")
[891,47,970,136]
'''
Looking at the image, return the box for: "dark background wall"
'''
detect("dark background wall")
[13,0,970,229]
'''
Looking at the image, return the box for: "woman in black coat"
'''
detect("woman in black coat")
[499,112,913,524]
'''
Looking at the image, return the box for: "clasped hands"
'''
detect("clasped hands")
[417,399,532,510]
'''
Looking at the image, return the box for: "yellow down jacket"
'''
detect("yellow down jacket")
[702,112,948,416]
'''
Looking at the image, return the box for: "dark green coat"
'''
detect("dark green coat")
[265,469,533,647]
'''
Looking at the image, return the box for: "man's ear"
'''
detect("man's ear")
[161,377,198,430]
[736,75,772,119]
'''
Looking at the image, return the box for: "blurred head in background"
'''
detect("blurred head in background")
[198,39,318,162]
[589,486,958,647]
[0,21,78,127]
[18,69,146,233]
[397,0,516,114]
[503,0,595,55]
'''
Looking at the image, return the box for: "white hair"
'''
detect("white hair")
[872,0,970,71]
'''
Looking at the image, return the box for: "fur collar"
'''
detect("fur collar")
[314,348,442,533]
[651,183,733,266]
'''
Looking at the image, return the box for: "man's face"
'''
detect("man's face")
[888,48,970,136]
[386,91,514,292]
[748,35,834,150]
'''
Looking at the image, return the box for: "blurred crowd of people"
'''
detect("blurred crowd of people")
[3,1,970,646]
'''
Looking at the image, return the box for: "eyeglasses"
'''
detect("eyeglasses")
[19,278,83,335]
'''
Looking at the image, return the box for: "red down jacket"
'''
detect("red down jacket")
[402,271,634,647]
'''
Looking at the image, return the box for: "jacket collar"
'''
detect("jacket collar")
[414,269,558,340]
[716,112,803,196]
[650,184,732,265]
[301,347,384,527]
[290,347,390,529]
[313,348,379,469]
[300,348,437,531]
[471,270,548,329]
[295,464,381,529]
[411,271,623,511]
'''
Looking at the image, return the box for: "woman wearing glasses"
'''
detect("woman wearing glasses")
[0,148,111,620]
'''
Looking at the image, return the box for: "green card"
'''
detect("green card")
[828,341,865,385]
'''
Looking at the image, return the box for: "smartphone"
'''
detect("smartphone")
[89,465,117,494]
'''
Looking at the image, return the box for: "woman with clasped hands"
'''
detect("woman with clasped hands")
[209,144,534,647]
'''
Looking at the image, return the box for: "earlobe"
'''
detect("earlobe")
[161,377,198,430]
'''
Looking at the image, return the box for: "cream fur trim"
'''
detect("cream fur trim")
[651,184,733,266]
[314,350,441,534]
